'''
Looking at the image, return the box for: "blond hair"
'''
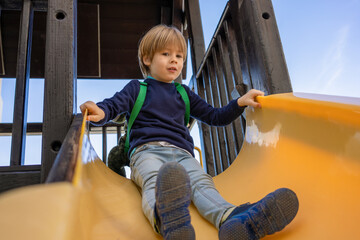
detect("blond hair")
[138,25,187,78]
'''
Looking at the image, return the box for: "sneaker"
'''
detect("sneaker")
[219,188,299,240]
[155,162,195,240]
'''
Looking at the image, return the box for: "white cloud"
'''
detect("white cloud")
[313,25,350,94]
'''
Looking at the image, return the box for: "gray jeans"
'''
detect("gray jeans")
[130,143,235,230]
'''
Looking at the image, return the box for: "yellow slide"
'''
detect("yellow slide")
[0,92,359,239]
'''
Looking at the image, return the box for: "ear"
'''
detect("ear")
[143,56,151,66]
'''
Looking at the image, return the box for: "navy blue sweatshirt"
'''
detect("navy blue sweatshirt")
[95,78,245,156]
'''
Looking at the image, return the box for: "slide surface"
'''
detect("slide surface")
[0,92,359,239]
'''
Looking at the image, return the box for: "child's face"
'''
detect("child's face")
[143,45,184,83]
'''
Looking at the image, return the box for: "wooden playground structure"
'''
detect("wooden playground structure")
[0,0,359,239]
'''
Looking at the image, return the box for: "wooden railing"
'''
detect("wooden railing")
[191,0,292,176]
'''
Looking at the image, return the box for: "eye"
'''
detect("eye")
[162,52,169,56]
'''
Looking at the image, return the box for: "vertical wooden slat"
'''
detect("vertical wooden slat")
[41,0,77,182]
[212,47,237,166]
[223,20,246,153]
[10,0,34,166]
[217,32,243,157]
[194,75,215,176]
[102,126,107,164]
[202,69,221,173]
[206,60,228,171]
[185,0,205,72]
[223,20,247,94]
[229,0,253,90]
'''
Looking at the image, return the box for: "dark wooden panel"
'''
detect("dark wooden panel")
[30,11,46,77]
[161,0,171,25]
[98,2,160,79]
[78,3,100,77]
[1,0,184,79]
[101,63,142,79]
[0,165,41,193]
[172,0,183,32]
[1,10,20,77]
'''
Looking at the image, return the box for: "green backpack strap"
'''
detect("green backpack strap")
[174,82,190,126]
[124,81,148,154]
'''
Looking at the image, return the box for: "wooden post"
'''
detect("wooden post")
[229,0,292,94]
[10,0,34,166]
[41,0,77,182]
[185,0,215,174]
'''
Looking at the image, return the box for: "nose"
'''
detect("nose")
[170,54,178,63]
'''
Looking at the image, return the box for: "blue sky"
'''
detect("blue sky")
[199,0,360,98]
[0,0,359,166]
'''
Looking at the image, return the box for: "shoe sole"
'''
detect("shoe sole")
[155,162,195,240]
[219,188,299,240]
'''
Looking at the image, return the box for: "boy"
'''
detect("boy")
[80,25,298,240]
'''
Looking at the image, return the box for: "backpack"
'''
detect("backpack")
[107,81,190,176]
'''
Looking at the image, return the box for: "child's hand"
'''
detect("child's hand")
[237,89,264,108]
[80,101,105,122]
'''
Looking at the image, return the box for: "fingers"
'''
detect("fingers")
[80,101,93,115]
[248,100,262,108]
[237,89,265,108]
[79,101,105,122]
[86,113,103,122]
[248,89,264,108]
[248,89,265,98]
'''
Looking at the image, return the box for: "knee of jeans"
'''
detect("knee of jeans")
[190,171,216,189]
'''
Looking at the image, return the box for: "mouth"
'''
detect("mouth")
[168,67,177,72]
